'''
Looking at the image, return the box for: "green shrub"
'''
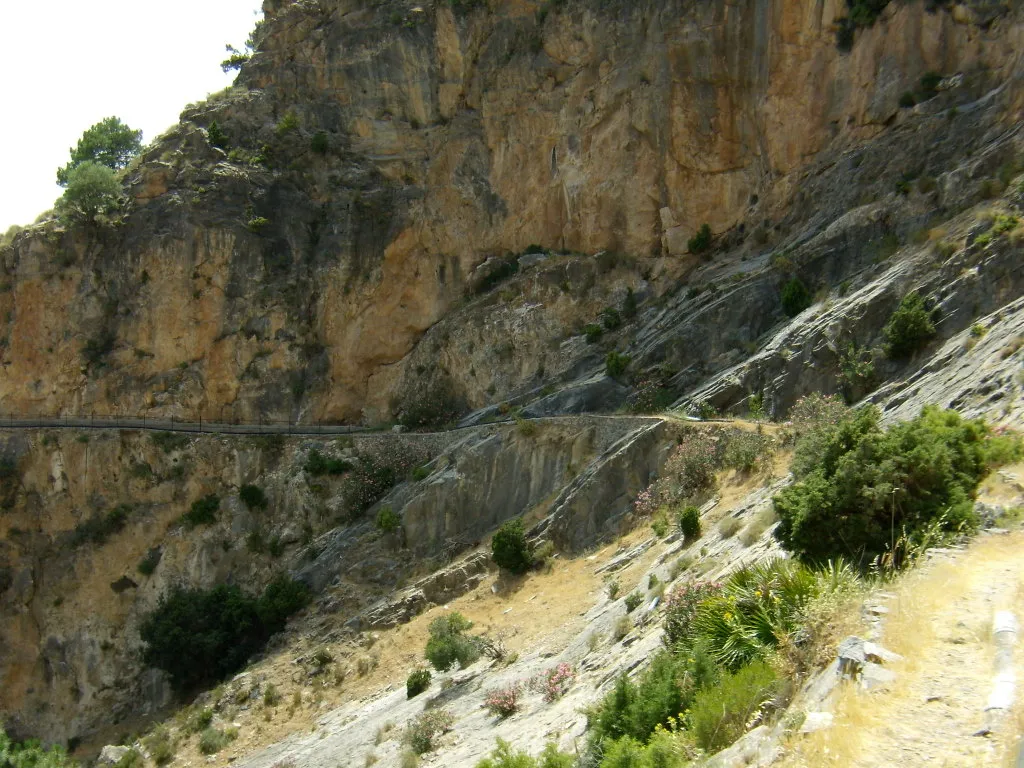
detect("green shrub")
[425,613,480,671]
[475,739,574,768]
[491,518,534,573]
[263,682,281,706]
[239,484,267,510]
[376,506,401,533]
[182,494,219,527]
[722,430,773,473]
[601,307,623,330]
[838,343,877,402]
[71,504,132,546]
[221,50,250,71]
[584,323,604,343]
[688,223,712,255]
[883,292,936,359]
[198,727,236,755]
[898,91,916,109]
[919,71,942,98]
[187,707,214,733]
[276,111,300,137]
[787,393,849,477]
[678,505,701,541]
[624,592,643,613]
[606,351,631,378]
[152,431,188,453]
[983,430,1024,467]
[406,668,431,698]
[137,548,161,576]
[405,709,454,754]
[56,116,142,185]
[587,649,719,748]
[207,121,229,148]
[305,448,353,476]
[246,529,267,554]
[311,131,329,154]
[56,161,123,222]
[140,575,309,691]
[774,405,990,566]
[267,535,285,558]
[651,512,669,538]
[0,728,76,768]
[607,578,621,599]
[780,277,811,317]
[247,216,270,232]
[688,659,780,753]
[114,748,144,768]
[664,432,718,499]
[143,727,175,765]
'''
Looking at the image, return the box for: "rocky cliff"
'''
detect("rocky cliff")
[1,0,1020,424]
[1,0,1024,754]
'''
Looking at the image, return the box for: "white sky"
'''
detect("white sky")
[0,0,263,232]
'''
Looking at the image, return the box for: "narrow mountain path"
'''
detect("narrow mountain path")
[786,469,1024,766]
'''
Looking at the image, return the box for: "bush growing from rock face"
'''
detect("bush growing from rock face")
[688,659,781,753]
[491,518,534,573]
[624,592,643,613]
[405,709,454,754]
[304,448,352,476]
[583,323,604,343]
[140,574,309,691]
[239,484,267,510]
[883,292,936,359]
[688,223,712,255]
[677,505,701,541]
[774,405,994,566]
[424,612,480,671]
[780,277,811,317]
[406,668,431,698]
[376,506,401,533]
[182,494,219,527]
[605,351,630,378]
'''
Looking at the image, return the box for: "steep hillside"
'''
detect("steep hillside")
[1,0,1024,761]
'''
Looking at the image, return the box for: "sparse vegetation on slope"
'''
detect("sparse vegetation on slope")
[140,574,309,692]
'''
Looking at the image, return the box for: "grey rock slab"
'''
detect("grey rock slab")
[800,711,834,733]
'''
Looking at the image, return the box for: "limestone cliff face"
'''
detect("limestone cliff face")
[1,0,1019,424]
[0,416,667,745]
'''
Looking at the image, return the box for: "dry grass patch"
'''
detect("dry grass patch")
[784,529,1024,767]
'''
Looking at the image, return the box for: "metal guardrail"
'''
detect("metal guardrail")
[0,412,668,437]
[0,414,368,436]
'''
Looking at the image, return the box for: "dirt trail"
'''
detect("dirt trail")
[786,467,1024,767]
